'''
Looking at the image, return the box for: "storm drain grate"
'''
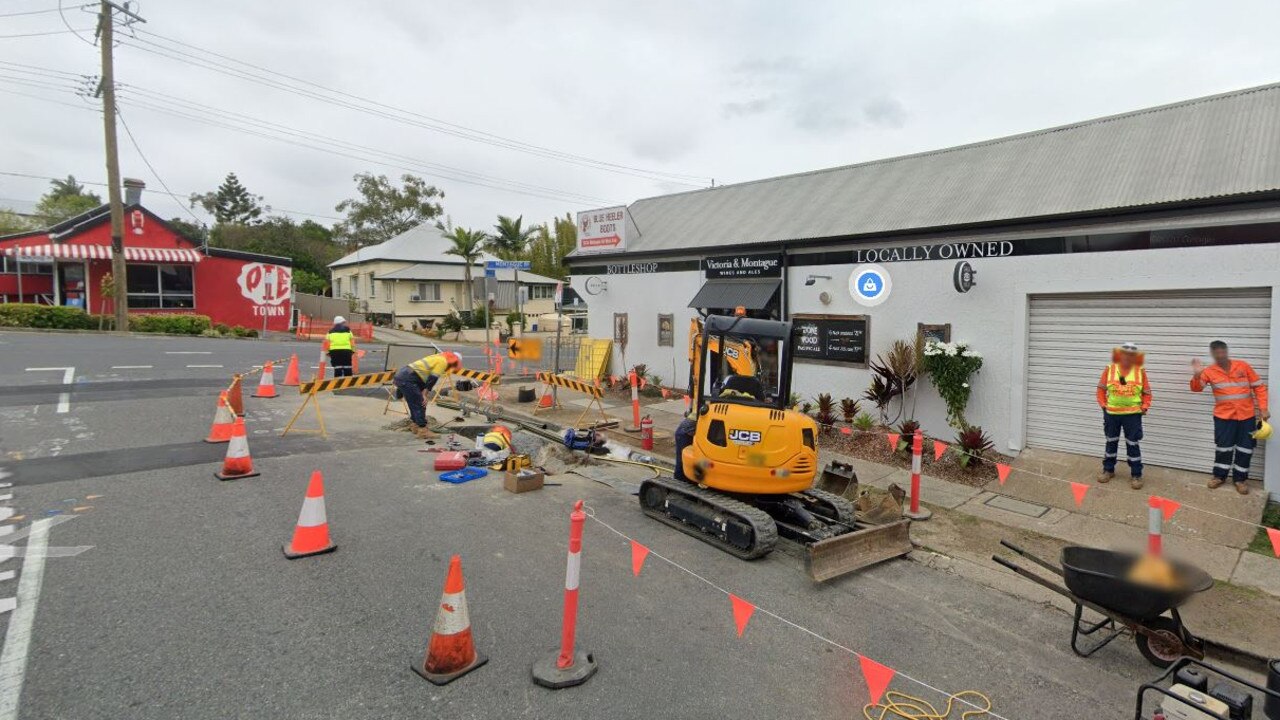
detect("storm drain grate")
[983,494,1051,518]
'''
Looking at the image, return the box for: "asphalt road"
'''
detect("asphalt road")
[0,330,1237,719]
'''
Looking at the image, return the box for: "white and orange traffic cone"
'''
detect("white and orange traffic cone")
[281,354,301,387]
[215,417,260,480]
[283,470,336,558]
[204,391,236,443]
[252,361,279,398]
[412,555,487,685]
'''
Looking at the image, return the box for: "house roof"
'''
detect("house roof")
[582,82,1280,257]
[330,223,498,267]
[378,263,560,284]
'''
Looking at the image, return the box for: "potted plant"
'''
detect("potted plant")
[921,340,984,428]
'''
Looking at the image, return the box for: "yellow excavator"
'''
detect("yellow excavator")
[639,313,912,580]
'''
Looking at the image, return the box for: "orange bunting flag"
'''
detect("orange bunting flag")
[933,440,948,461]
[639,377,648,389]
[1070,482,1089,507]
[483,346,493,356]
[493,336,502,347]
[609,375,618,385]
[858,655,896,705]
[1154,495,1181,522]
[840,427,852,435]
[631,540,650,577]
[661,388,671,399]
[729,594,755,637]
[1267,527,1280,558]
[996,463,1012,485]
[886,433,900,450]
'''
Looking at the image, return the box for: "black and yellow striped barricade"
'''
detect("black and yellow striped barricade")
[429,367,501,415]
[283,370,396,438]
[535,372,609,426]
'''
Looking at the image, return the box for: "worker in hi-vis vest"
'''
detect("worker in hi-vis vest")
[476,425,513,464]
[1191,340,1270,495]
[393,350,462,439]
[1096,342,1152,489]
[325,316,356,377]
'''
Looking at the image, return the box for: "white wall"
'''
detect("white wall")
[578,240,1280,497]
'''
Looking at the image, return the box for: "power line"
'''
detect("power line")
[0,6,67,16]
[57,0,94,46]
[115,105,204,225]
[0,27,92,38]
[123,31,711,186]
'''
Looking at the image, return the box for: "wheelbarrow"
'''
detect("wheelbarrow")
[992,540,1213,667]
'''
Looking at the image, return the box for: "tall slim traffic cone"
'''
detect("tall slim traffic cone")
[281,354,301,387]
[252,361,279,398]
[412,555,487,685]
[204,391,236,443]
[215,417,260,480]
[283,470,336,558]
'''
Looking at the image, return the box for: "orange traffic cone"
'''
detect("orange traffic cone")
[252,361,278,398]
[215,417,260,480]
[204,391,236,443]
[281,354,301,387]
[412,555,488,685]
[283,470,336,558]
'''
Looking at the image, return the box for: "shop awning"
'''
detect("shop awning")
[688,278,781,310]
[3,244,202,262]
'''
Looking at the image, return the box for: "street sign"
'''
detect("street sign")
[485,260,532,270]
[484,268,496,278]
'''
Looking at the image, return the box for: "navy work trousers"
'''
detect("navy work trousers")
[1212,416,1256,483]
[1102,411,1143,477]
[393,366,437,428]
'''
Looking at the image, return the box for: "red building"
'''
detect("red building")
[0,182,292,332]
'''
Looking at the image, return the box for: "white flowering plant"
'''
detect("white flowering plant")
[921,340,983,428]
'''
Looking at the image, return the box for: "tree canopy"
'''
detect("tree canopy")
[439,219,487,313]
[334,173,444,248]
[35,175,102,225]
[190,172,265,226]
[526,214,577,280]
[488,215,538,260]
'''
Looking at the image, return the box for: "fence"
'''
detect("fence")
[293,292,366,325]
[295,314,374,341]
[517,336,612,380]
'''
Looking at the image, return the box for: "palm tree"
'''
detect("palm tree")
[440,223,487,313]
[488,215,537,260]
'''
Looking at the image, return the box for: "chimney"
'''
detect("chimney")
[123,178,145,206]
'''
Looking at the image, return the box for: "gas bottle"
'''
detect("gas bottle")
[640,415,654,451]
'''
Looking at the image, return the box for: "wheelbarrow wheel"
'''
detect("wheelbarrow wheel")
[1135,617,1187,668]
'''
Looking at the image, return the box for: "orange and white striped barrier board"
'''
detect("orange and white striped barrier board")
[413,555,487,685]
[283,470,336,558]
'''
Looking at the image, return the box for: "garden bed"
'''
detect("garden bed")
[816,423,1011,488]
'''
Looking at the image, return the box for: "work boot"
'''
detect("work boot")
[1129,477,1144,490]
[1207,476,1225,489]
[1234,482,1250,495]
[1097,471,1114,484]
[415,425,438,439]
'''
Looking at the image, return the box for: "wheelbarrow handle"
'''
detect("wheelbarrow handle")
[999,539,1063,576]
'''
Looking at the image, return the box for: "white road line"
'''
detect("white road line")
[0,600,12,615]
[0,572,13,583]
[186,364,224,369]
[164,351,211,355]
[0,517,53,720]
[0,496,11,504]
[23,368,73,414]
[110,365,153,369]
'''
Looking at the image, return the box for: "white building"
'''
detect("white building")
[567,82,1280,496]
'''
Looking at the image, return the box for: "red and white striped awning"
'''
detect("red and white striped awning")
[3,244,202,263]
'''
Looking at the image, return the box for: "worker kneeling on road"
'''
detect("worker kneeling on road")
[1096,342,1152,489]
[393,350,462,439]
[326,316,356,378]
[476,425,513,464]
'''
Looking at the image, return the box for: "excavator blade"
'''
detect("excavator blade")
[805,519,912,582]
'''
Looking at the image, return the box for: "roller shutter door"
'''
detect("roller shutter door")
[1026,288,1270,477]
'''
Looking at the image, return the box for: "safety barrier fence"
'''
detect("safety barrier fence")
[294,314,374,341]
[810,422,1280,560]
[580,502,1001,719]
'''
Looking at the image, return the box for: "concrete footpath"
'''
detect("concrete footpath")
[488,376,1280,661]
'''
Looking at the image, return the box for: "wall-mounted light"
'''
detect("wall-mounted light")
[804,274,832,286]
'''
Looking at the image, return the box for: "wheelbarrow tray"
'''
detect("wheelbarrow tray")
[1062,547,1213,622]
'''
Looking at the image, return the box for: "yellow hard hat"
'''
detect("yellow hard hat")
[1252,419,1272,441]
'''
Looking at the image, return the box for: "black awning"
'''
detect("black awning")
[688,278,781,311]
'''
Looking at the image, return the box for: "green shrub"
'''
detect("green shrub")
[229,325,257,338]
[214,322,231,334]
[853,412,876,432]
[0,304,96,329]
[128,313,212,335]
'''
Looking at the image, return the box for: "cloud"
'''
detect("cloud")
[722,96,777,119]
[862,96,908,128]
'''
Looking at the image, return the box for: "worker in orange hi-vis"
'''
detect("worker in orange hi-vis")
[1191,340,1270,495]
[1096,342,1152,490]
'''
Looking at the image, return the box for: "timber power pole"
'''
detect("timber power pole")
[95,0,145,332]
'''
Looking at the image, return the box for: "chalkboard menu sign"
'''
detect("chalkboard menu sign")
[791,314,869,366]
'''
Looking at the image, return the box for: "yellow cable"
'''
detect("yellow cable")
[863,690,993,720]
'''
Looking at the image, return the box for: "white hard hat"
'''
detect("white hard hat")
[333,315,346,324]
[1119,342,1140,353]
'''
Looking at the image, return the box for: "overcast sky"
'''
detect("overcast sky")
[2,0,1278,234]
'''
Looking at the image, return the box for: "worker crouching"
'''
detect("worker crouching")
[393,350,462,439]
[1096,342,1152,489]
[475,425,513,465]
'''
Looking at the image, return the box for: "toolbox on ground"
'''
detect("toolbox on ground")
[433,451,468,471]
[504,469,545,493]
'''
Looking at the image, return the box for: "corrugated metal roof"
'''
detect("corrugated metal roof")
[378,263,561,285]
[616,82,1280,254]
[330,223,499,267]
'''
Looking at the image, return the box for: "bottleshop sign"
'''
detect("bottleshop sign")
[577,206,628,254]
[704,253,783,279]
[848,240,1015,264]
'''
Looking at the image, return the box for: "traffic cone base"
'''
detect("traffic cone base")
[413,555,487,685]
[532,650,597,689]
[283,471,336,558]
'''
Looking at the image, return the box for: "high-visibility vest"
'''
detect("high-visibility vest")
[1100,364,1146,415]
[1191,359,1269,420]
[482,430,510,450]
[409,354,449,381]
[326,330,354,351]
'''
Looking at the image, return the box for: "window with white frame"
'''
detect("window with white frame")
[529,284,555,299]
[368,272,376,298]
[333,277,341,297]
[126,263,195,308]
[414,282,441,301]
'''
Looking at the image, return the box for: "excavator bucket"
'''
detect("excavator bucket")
[815,460,858,500]
[805,519,913,582]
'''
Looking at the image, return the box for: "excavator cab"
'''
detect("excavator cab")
[684,315,818,494]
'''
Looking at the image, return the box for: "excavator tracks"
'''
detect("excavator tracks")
[639,476,779,560]
[801,488,856,526]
